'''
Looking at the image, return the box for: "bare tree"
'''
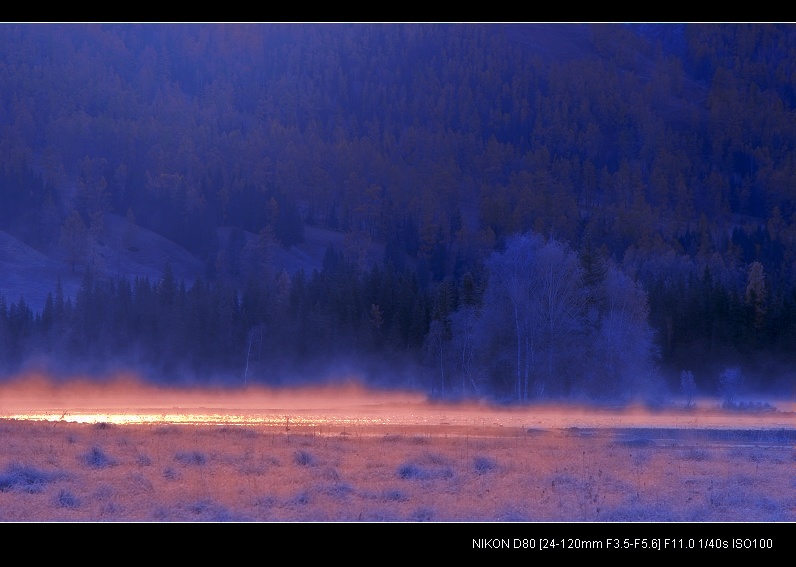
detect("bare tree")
[450,305,481,395]
[534,238,587,395]
[482,233,588,399]
[680,370,696,407]
[243,324,265,387]
[424,319,448,398]
[484,232,544,401]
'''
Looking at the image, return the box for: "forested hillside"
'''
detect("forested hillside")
[1,23,795,401]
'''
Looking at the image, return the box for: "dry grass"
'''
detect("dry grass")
[0,419,793,522]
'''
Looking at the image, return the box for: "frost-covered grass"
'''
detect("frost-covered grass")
[0,419,793,522]
[0,463,65,493]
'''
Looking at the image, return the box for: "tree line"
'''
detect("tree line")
[4,225,789,399]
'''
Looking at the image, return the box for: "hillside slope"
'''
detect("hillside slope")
[0,229,70,313]
[0,214,386,313]
[0,214,205,313]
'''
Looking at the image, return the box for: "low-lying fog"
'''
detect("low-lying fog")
[0,371,793,432]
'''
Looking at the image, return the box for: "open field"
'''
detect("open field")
[0,382,793,522]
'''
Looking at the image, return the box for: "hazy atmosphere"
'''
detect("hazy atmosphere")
[0,23,795,524]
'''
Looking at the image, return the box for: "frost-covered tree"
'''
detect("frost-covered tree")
[535,238,589,394]
[484,232,544,400]
[719,366,743,407]
[478,233,588,399]
[449,230,658,402]
[589,266,658,399]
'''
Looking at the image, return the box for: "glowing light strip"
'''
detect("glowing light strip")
[0,411,399,427]
[1,405,793,430]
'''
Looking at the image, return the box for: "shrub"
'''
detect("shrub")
[175,451,207,466]
[473,456,498,475]
[409,507,435,521]
[382,488,408,502]
[0,464,61,493]
[82,446,116,469]
[293,450,316,467]
[163,467,180,481]
[324,483,354,499]
[290,491,311,505]
[734,401,776,412]
[55,489,80,509]
[399,460,454,480]
[188,499,235,521]
[397,463,426,480]
[100,502,120,517]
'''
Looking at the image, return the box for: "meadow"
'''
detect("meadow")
[0,416,793,522]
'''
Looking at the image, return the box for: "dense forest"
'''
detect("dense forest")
[1,23,795,402]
